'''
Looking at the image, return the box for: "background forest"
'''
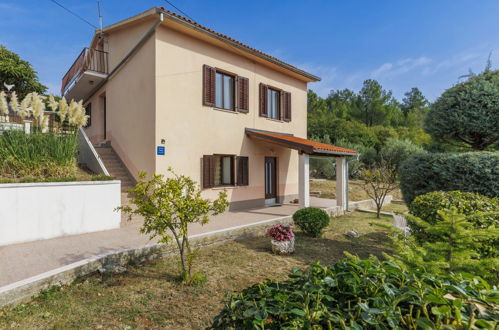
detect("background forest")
[307,72,499,179]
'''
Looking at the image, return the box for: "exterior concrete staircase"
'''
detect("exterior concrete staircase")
[94,146,139,226]
[94,146,135,192]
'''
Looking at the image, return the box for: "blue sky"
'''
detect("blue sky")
[1,0,499,101]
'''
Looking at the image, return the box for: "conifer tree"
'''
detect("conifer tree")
[387,208,499,282]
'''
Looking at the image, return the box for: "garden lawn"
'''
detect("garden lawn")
[0,211,393,329]
[310,178,404,201]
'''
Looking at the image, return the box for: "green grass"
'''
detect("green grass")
[311,179,404,201]
[0,211,393,329]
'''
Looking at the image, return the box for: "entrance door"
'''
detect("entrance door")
[264,157,277,205]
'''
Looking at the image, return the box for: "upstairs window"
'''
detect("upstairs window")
[259,83,291,122]
[203,65,249,113]
[267,88,280,120]
[215,72,234,110]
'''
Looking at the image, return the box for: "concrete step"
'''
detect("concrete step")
[95,146,135,194]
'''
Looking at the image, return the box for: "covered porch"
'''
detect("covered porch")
[245,128,359,210]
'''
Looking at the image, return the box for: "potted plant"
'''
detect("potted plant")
[267,224,295,255]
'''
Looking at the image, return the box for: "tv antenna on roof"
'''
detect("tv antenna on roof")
[97,1,103,38]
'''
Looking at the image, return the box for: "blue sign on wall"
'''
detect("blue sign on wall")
[157,146,165,156]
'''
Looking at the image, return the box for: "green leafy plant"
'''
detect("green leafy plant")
[387,208,499,283]
[210,255,498,329]
[118,169,229,284]
[408,191,499,239]
[380,137,426,170]
[292,207,330,237]
[425,69,499,150]
[399,151,499,204]
[0,45,47,98]
[0,130,79,178]
[91,174,115,181]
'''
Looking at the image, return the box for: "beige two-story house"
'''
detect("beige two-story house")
[62,7,357,210]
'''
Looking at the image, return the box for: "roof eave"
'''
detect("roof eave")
[311,149,360,157]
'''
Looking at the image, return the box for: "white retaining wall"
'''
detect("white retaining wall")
[0,180,121,246]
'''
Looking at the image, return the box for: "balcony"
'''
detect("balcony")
[61,48,109,101]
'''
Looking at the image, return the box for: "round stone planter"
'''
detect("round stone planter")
[271,237,295,255]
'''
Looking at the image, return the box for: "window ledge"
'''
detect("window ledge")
[265,117,286,123]
[212,107,238,114]
[212,186,239,190]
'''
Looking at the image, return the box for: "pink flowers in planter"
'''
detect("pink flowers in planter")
[267,224,294,242]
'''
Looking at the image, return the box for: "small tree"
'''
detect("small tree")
[358,160,397,218]
[119,169,229,284]
[0,45,46,99]
[425,70,499,150]
[387,208,499,282]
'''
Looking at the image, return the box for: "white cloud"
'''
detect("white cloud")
[302,42,499,101]
[371,56,432,79]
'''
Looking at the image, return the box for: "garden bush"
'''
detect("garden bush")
[210,256,498,329]
[0,130,79,178]
[399,151,499,204]
[380,137,426,169]
[292,207,330,237]
[409,191,499,225]
[407,191,499,263]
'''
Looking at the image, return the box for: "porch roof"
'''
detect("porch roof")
[245,128,359,157]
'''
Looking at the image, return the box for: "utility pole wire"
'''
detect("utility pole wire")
[48,0,98,29]
[163,0,196,22]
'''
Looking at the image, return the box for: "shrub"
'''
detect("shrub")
[399,151,499,204]
[0,130,79,178]
[409,191,499,225]
[210,256,497,329]
[394,209,499,282]
[267,224,294,241]
[406,191,499,270]
[292,207,330,237]
[380,137,426,170]
[91,174,115,181]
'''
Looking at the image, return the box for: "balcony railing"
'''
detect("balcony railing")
[61,47,109,96]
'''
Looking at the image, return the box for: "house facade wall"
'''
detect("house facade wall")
[154,24,308,209]
[84,18,157,179]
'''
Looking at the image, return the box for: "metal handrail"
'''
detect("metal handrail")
[61,48,109,95]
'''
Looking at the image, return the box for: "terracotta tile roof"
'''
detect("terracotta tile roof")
[246,129,359,156]
[158,7,320,82]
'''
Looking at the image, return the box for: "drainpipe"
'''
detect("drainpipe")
[83,11,165,104]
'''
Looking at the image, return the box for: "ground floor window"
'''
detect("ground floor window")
[214,155,234,186]
[203,155,249,188]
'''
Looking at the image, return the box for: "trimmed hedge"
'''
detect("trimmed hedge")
[292,207,330,237]
[409,191,499,225]
[210,257,498,329]
[408,191,499,259]
[399,151,499,204]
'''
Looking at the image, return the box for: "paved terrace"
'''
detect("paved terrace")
[0,198,336,287]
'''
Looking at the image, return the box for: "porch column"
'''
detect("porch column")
[336,157,347,210]
[299,153,310,208]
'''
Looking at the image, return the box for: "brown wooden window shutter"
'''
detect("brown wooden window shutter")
[259,83,268,117]
[202,65,216,107]
[236,156,249,186]
[236,76,249,113]
[202,155,215,188]
[283,91,291,122]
